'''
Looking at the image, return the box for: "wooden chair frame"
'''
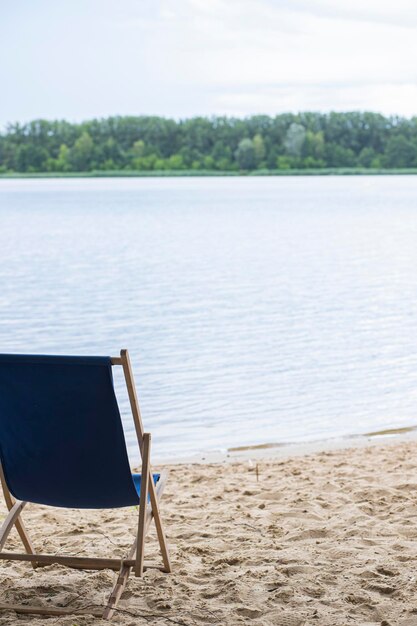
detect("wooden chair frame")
[0,349,171,620]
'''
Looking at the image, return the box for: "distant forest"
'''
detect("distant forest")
[1,112,417,174]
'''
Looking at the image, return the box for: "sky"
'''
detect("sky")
[1,0,417,127]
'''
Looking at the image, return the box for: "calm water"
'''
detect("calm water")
[1,176,417,461]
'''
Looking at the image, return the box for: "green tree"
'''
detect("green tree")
[303,130,324,160]
[69,132,95,171]
[235,138,256,170]
[324,144,356,167]
[167,154,184,169]
[131,139,145,157]
[358,147,378,168]
[130,154,158,171]
[154,158,167,170]
[16,145,49,172]
[276,155,292,169]
[211,141,233,169]
[253,134,266,166]
[284,123,306,157]
[384,136,417,168]
[56,144,71,171]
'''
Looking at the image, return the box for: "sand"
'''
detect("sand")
[2,441,417,625]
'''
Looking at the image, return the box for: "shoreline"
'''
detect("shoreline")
[160,425,417,465]
[2,167,417,179]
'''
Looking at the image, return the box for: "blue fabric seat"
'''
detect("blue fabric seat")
[0,354,151,509]
[132,473,160,499]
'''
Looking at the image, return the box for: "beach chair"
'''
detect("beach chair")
[0,349,171,620]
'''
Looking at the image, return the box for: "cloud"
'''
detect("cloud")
[144,1,417,97]
[286,0,417,29]
[211,82,417,118]
[0,0,416,124]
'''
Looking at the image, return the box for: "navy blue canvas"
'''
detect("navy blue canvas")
[0,354,141,508]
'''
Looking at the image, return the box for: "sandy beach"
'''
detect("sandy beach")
[2,440,417,625]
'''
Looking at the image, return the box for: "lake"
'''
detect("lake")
[1,175,417,461]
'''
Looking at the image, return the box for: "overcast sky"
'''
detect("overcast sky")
[1,0,417,127]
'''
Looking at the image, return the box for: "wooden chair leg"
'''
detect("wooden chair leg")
[148,478,171,573]
[120,349,171,573]
[0,500,27,550]
[0,463,36,564]
[103,469,169,619]
[135,433,151,577]
[102,537,137,620]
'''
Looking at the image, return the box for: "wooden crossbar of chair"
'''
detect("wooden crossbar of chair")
[0,349,171,620]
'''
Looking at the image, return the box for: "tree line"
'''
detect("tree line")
[1,112,417,174]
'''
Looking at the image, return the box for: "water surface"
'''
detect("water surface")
[1,176,417,460]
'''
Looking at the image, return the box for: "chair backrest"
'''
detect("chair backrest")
[0,354,140,509]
